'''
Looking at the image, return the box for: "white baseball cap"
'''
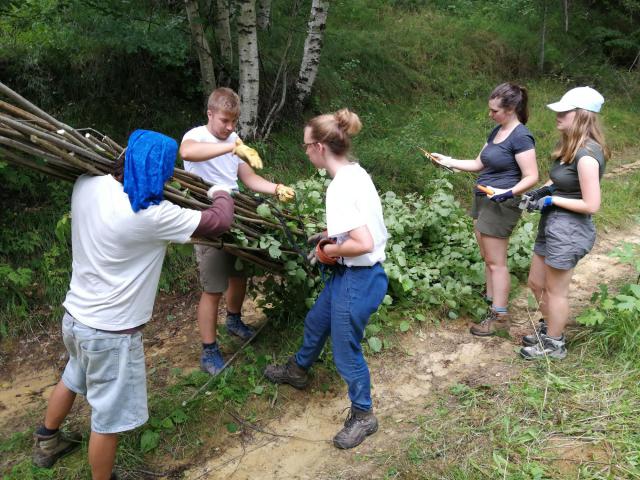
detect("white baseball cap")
[547,86,605,113]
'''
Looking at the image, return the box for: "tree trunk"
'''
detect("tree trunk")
[257,0,271,30]
[184,0,217,94]
[214,0,233,67]
[539,0,547,74]
[295,0,329,109]
[237,0,260,139]
[563,0,569,32]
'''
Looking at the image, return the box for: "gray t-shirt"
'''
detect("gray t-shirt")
[549,141,605,200]
[477,124,535,193]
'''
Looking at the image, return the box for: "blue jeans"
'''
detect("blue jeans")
[295,263,388,411]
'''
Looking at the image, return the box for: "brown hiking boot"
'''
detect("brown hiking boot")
[333,407,378,449]
[470,309,510,337]
[32,429,82,468]
[264,356,309,389]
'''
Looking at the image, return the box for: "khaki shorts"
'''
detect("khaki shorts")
[194,244,245,293]
[533,208,596,270]
[471,194,522,238]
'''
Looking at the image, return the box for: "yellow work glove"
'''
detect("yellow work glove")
[233,139,263,170]
[275,184,295,203]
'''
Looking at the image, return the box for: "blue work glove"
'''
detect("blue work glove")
[530,196,554,212]
[485,186,514,203]
[489,189,514,203]
[524,184,556,201]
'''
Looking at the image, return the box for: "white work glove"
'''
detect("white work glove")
[430,153,455,168]
[207,185,233,198]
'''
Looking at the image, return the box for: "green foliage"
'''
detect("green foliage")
[250,171,534,333]
[378,353,640,478]
[576,243,640,362]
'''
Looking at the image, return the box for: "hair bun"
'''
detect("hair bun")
[334,109,362,137]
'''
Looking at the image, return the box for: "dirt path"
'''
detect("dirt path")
[183,222,640,480]
[1,223,639,478]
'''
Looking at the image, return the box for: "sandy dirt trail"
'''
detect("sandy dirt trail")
[1,222,639,479]
[183,222,640,480]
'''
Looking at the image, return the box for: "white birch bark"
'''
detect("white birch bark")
[257,0,272,30]
[237,0,259,139]
[184,0,217,94]
[214,0,233,66]
[295,0,329,108]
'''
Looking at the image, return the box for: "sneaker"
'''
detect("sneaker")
[470,309,510,337]
[264,356,309,389]
[333,407,378,449]
[520,334,567,360]
[32,429,82,468]
[200,344,225,375]
[522,319,547,346]
[226,314,255,341]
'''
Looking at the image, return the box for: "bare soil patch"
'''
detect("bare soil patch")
[1,223,639,478]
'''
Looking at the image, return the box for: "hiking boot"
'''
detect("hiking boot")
[333,407,378,449]
[32,429,82,468]
[264,356,309,389]
[522,319,547,346]
[226,314,255,341]
[200,344,225,376]
[520,334,567,360]
[470,309,510,337]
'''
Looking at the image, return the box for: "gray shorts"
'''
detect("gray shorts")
[533,208,596,270]
[61,312,148,434]
[194,244,245,293]
[471,195,522,238]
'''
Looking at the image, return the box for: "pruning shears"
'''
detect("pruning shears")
[416,146,454,173]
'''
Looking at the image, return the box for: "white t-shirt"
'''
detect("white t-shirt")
[325,163,388,267]
[182,126,242,189]
[63,175,201,330]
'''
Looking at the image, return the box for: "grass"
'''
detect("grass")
[369,350,640,479]
[1,0,640,478]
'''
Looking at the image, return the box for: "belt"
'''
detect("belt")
[66,310,144,334]
[95,325,145,335]
[335,262,379,270]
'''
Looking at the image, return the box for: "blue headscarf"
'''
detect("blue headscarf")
[123,129,177,212]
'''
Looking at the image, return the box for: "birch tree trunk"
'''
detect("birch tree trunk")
[237,0,260,139]
[257,0,272,30]
[214,0,233,67]
[295,0,329,109]
[563,0,569,32]
[184,0,216,94]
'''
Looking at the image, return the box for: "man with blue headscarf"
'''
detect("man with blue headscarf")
[32,130,234,480]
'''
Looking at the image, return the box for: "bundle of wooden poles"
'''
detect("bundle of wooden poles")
[0,81,309,273]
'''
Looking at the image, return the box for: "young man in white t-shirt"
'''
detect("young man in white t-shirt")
[32,130,234,479]
[179,87,295,375]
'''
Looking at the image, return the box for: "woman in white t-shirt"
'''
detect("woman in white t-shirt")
[264,109,388,450]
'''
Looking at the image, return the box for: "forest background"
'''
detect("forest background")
[1,0,640,478]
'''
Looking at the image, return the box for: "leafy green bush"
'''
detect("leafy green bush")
[252,171,535,329]
[576,243,640,362]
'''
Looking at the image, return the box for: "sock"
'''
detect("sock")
[202,342,218,351]
[227,311,241,323]
[493,306,508,315]
[37,425,59,436]
[547,335,563,341]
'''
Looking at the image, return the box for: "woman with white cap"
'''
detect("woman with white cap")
[520,86,610,360]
